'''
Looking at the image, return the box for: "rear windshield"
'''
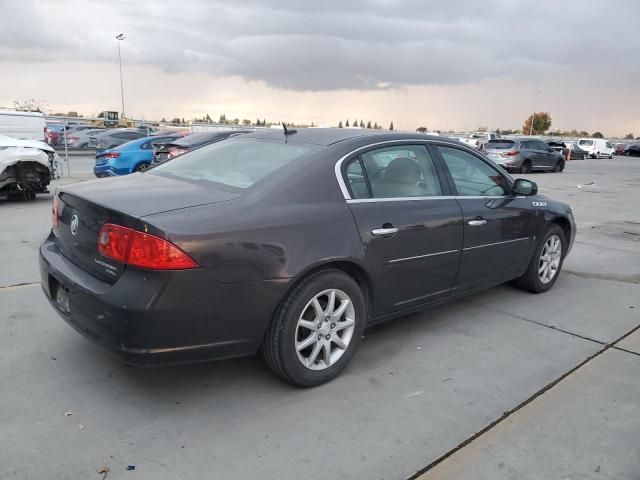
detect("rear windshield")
[485,140,515,150]
[579,140,594,146]
[174,132,231,147]
[152,138,315,189]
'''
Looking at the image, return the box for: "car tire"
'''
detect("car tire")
[261,269,366,387]
[135,162,151,172]
[520,161,531,174]
[554,160,564,172]
[514,224,566,294]
[582,153,587,160]
[609,153,614,159]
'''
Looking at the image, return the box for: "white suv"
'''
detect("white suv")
[577,138,615,158]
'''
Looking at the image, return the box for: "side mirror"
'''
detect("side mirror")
[513,178,538,196]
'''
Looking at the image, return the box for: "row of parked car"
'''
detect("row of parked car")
[461,135,636,174]
[90,128,640,179]
[92,130,252,177]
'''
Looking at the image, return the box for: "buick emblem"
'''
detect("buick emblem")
[70,214,79,236]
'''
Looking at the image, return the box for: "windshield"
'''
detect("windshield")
[152,138,315,189]
[485,140,515,150]
[579,140,594,146]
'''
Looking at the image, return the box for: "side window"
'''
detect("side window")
[520,141,531,150]
[606,142,612,149]
[348,145,442,199]
[345,159,369,199]
[437,146,509,197]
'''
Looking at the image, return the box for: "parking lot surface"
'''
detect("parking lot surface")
[1,155,639,479]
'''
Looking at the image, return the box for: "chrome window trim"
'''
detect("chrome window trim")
[387,249,459,264]
[462,237,530,251]
[346,195,512,204]
[334,138,512,200]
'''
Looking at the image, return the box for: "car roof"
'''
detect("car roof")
[240,128,447,146]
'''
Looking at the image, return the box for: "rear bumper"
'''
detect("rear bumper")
[39,233,289,366]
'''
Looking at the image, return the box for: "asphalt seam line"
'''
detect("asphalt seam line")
[406,322,640,480]
[463,299,607,346]
[0,282,40,291]
[612,346,640,358]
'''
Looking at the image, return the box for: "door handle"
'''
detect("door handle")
[371,227,399,236]
[468,219,487,226]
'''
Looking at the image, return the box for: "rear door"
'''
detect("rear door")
[534,140,556,169]
[341,143,463,315]
[434,145,538,293]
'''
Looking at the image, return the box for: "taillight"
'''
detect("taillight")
[168,148,187,158]
[503,150,520,157]
[52,195,60,228]
[97,223,198,270]
[100,152,120,159]
[68,136,80,141]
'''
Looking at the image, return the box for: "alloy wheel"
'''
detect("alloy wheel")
[295,289,355,371]
[538,235,562,284]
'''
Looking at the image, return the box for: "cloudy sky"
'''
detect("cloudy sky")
[1,0,639,134]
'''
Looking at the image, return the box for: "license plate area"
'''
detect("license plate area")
[50,276,70,314]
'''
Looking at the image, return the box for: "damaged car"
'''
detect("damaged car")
[0,134,63,200]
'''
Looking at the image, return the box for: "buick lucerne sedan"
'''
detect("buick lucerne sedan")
[40,129,575,386]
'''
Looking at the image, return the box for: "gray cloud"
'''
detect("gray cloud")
[1,0,638,91]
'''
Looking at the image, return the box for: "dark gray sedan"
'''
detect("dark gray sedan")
[88,129,147,150]
[40,129,575,386]
[484,138,566,173]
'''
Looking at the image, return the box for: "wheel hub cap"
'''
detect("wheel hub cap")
[538,234,562,284]
[294,288,356,371]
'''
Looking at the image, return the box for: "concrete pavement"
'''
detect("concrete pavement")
[0,155,638,479]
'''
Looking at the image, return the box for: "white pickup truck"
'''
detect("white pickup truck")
[458,132,501,150]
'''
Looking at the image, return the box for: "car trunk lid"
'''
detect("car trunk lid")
[53,173,240,283]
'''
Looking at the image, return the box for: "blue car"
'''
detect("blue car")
[94,134,181,177]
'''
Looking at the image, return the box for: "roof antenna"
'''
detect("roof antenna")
[282,122,297,135]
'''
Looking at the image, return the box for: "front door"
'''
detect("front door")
[434,145,538,293]
[342,143,463,316]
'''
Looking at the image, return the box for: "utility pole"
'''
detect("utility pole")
[116,33,126,118]
[529,90,542,136]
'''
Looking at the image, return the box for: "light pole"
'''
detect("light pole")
[116,33,126,119]
[529,90,542,136]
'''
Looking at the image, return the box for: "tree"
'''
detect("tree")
[181,117,186,124]
[374,122,379,129]
[242,119,251,126]
[358,120,364,128]
[522,112,551,135]
[161,117,167,123]
[219,114,227,124]
[233,118,240,125]
[345,120,350,127]
[205,113,212,123]
[13,98,46,113]
[624,133,634,140]
[170,117,181,124]
[389,121,394,131]
[592,131,604,138]
[495,128,501,135]
[366,121,372,129]
[338,121,343,128]
[353,119,358,128]
[416,126,428,133]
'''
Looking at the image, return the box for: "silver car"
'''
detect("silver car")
[65,128,106,149]
[484,138,566,173]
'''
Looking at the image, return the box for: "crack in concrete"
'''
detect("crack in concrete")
[406,322,640,479]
